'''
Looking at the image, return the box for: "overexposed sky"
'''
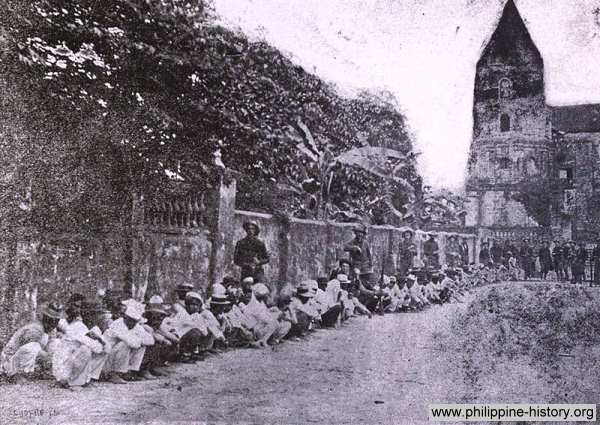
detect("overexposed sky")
[213,0,600,190]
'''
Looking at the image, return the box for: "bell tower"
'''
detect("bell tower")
[466,0,551,229]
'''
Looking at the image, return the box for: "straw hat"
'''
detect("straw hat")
[176,282,194,292]
[251,283,270,298]
[41,302,64,320]
[145,295,169,316]
[122,299,146,322]
[210,283,231,305]
[296,281,315,298]
[185,291,204,305]
[337,274,350,284]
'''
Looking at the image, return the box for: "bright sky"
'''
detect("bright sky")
[212,0,600,190]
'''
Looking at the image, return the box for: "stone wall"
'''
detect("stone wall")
[227,210,477,287]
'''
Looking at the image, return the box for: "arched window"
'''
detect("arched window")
[500,114,510,132]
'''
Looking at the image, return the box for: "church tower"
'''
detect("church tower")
[465,0,552,230]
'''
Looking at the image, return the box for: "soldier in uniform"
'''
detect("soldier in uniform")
[343,225,388,313]
[519,239,534,280]
[479,242,491,265]
[397,230,417,278]
[552,240,563,281]
[459,237,470,266]
[233,220,270,282]
[561,241,572,282]
[423,234,440,269]
[490,239,503,265]
[446,235,461,268]
[538,240,553,281]
[572,242,588,285]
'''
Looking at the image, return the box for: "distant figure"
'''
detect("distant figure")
[446,235,460,267]
[479,242,491,265]
[423,234,440,269]
[552,240,564,281]
[490,239,503,265]
[343,224,373,277]
[562,241,573,281]
[459,237,470,266]
[519,239,534,280]
[234,220,270,282]
[397,230,417,277]
[538,241,553,280]
[572,242,588,285]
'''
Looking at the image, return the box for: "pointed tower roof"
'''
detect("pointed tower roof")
[479,0,542,65]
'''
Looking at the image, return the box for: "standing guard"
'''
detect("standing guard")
[233,220,270,282]
[397,229,417,278]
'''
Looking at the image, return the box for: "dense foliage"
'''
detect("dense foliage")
[0,0,477,232]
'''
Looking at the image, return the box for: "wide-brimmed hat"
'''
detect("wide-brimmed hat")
[243,220,260,234]
[145,295,169,316]
[210,294,231,306]
[210,283,231,305]
[251,283,270,298]
[242,277,254,286]
[185,291,204,306]
[41,302,64,320]
[353,224,367,235]
[122,299,146,322]
[337,274,350,284]
[296,281,315,298]
[176,282,194,292]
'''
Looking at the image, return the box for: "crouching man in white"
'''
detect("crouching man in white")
[102,299,154,384]
[0,302,63,383]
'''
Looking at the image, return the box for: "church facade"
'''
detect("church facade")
[465,0,600,242]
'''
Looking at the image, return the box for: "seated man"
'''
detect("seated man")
[388,277,411,312]
[287,281,320,338]
[103,300,154,384]
[1,302,63,382]
[242,283,291,347]
[79,300,110,384]
[140,296,175,378]
[406,275,427,309]
[329,258,355,282]
[52,294,96,388]
[167,292,214,361]
[423,274,442,304]
[222,284,257,347]
[313,278,342,328]
[173,282,195,313]
[210,284,249,349]
[336,274,371,319]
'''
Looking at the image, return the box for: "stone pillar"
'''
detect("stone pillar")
[209,169,237,287]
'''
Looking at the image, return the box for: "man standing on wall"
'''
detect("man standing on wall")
[233,220,270,282]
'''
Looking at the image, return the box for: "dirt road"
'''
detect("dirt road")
[0,298,473,425]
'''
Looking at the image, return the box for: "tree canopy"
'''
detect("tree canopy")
[0,0,458,229]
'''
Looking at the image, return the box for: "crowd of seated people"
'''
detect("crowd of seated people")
[0,259,492,389]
